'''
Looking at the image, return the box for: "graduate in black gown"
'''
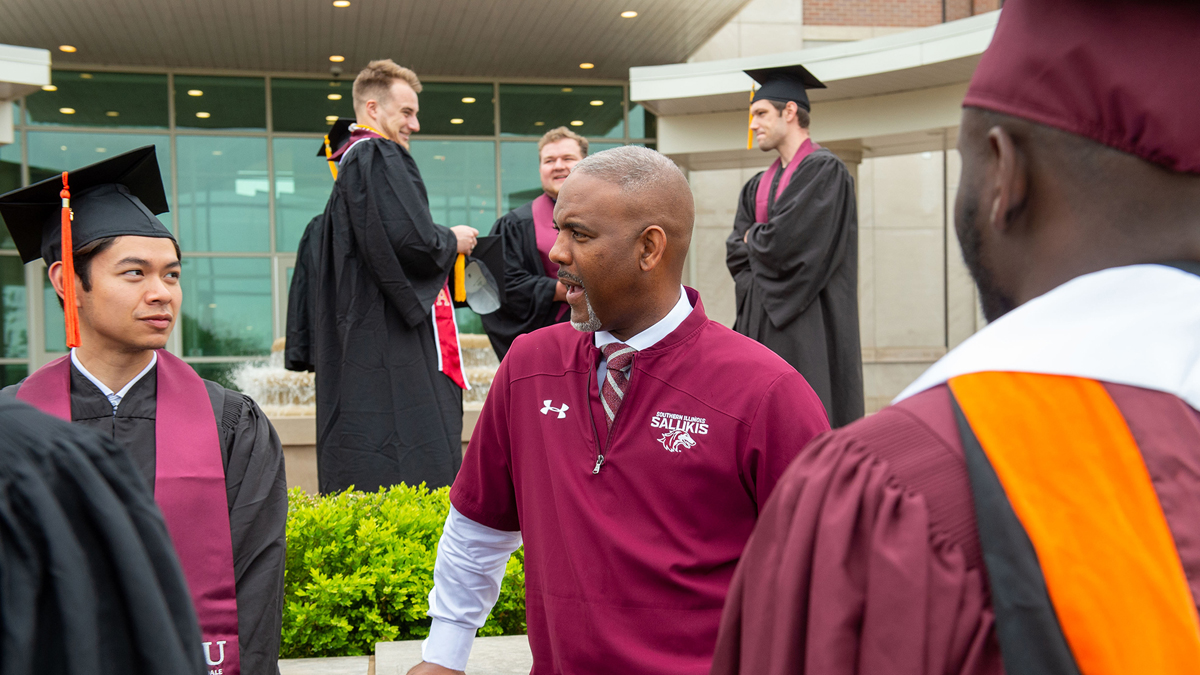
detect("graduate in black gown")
[0,147,286,675]
[479,127,583,359]
[727,65,863,428]
[313,60,478,493]
[0,397,205,675]
[284,119,354,373]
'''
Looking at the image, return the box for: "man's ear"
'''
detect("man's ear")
[784,101,799,124]
[638,225,667,272]
[47,261,82,306]
[986,125,1029,234]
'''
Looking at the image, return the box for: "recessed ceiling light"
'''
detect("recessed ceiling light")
[333,0,350,6]
[461,97,476,103]
[579,63,594,70]
[79,73,93,79]
[95,147,106,153]
[59,45,77,53]
[41,84,57,91]
[621,10,638,18]
[195,111,211,119]
[213,151,223,156]
[328,93,342,100]
[188,89,203,97]
[570,120,584,126]
[325,115,339,122]
[450,118,464,124]
[590,100,604,106]
[59,107,75,115]
[60,145,67,151]
[105,111,119,117]
[561,87,573,92]
[534,121,545,126]
[329,55,345,63]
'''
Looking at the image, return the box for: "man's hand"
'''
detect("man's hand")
[407,661,465,675]
[452,225,479,255]
[553,280,568,302]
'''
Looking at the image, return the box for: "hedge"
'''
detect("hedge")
[281,485,526,658]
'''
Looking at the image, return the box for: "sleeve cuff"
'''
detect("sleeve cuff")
[421,618,477,671]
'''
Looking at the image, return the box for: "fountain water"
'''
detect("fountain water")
[232,336,499,418]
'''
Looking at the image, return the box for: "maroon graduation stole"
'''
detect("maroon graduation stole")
[531,193,559,280]
[949,371,1200,675]
[434,285,468,390]
[18,350,242,675]
[754,138,818,223]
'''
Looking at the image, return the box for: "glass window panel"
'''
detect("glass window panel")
[417,83,494,137]
[499,141,540,212]
[408,140,497,235]
[175,76,266,131]
[181,257,273,356]
[273,137,333,254]
[271,78,356,133]
[26,71,168,128]
[1,132,22,249]
[629,104,657,139]
[1,257,27,358]
[1,364,27,387]
[500,85,624,138]
[43,282,65,353]
[189,362,242,391]
[177,136,270,252]
[456,307,483,335]
[27,131,171,186]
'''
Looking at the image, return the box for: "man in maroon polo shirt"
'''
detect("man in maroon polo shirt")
[407,146,830,674]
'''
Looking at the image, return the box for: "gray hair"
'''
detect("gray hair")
[571,146,686,194]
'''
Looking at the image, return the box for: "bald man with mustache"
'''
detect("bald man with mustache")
[408,146,830,675]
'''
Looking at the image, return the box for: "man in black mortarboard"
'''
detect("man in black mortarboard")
[311,59,479,494]
[283,118,354,373]
[478,126,586,360]
[0,396,205,675]
[0,146,286,675]
[726,64,863,428]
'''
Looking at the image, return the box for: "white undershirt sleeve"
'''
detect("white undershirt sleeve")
[421,505,523,671]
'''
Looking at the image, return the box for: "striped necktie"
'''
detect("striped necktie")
[601,342,637,429]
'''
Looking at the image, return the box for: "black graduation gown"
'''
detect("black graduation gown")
[726,148,864,428]
[284,214,324,373]
[479,200,569,360]
[0,396,205,675]
[1,366,287,675]
[313,137,462,493]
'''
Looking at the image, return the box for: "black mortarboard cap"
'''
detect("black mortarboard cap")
[317,118,356,158]
[746,65,826,112]
[0,146,172,265]
[449,235,506,314]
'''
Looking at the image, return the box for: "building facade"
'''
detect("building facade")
[0,71,656,387]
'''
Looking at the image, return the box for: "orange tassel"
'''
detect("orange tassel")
[453,254,466,302]
[323,134,338,180]
[60,172,81,348]
[746,85,756,150]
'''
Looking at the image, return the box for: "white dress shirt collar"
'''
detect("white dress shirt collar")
[71,348,158,411]
[594,286,692,352]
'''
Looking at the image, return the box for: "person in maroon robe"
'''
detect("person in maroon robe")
[711,1,1200,674]
[408,146,830,675]
[479,126,586,359]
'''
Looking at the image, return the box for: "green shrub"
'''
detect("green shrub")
[281,485,526,658]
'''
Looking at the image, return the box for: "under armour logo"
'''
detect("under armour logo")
[541,400,569,419]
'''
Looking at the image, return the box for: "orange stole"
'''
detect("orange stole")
[950,372,1200,674]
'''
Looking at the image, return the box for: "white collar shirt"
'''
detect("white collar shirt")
[593,286,692,390]
[70,348,158,411]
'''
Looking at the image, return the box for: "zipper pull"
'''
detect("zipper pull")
[592,454,605,475]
